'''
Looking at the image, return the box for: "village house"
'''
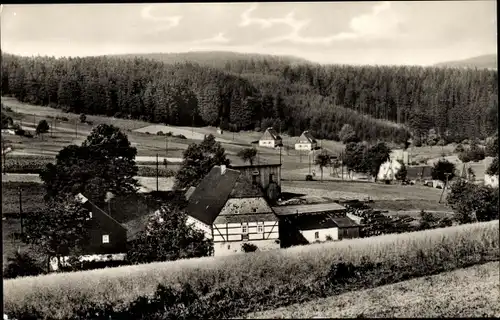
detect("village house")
[259,127,283,148]
[273,202,360,247]
[295,130,317,151]
[185,165,280,256]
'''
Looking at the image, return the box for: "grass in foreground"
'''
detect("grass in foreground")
[3,221,499,319]
[245,261,500,318]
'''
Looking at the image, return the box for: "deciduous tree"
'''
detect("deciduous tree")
[127,204,213,264]
[237,147,257,165]
[174,134,230,190]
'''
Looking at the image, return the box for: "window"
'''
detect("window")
[314,232,319,240]
[252,208,257,213]
[241,223,248,234]
[257,222,264,233]
[102,234,110,244]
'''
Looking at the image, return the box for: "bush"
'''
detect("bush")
[454,144,465,153]
[3,251,45,279]
[5,222,498,320]
[56,116,69,122]
[241,243,258,253]
[79,114,86,123]
[145,132,150,135]
[306,174,313,181]
[157,131,165,136]
[14,129,25,136]
[175,134,187,139]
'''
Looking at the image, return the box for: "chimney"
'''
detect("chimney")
[221,165,227,175]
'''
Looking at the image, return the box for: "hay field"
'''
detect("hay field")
[246,261,500,318]
[4,221,498,319]
[282,180,444,201]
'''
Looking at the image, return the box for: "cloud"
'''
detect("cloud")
[191,32,230,44]
[252,1,404,46]
[140,5,182,31]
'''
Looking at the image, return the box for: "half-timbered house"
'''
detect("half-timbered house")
[185,165,280,256]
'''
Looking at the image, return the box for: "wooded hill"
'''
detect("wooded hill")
[1,51,497,143]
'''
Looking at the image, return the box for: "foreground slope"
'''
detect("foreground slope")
[246,261,500,318]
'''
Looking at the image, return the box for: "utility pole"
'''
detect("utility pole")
[19,188,23,236]
[279,145,282,165]
[341,151,344,181]
[165,135,168,170]
[156,153,159,192]
[75,120,78,138]
[33,114,36,127]
[439,173,451,203]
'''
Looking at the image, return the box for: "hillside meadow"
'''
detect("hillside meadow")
[246,261,500,318]
[4,221,499,319]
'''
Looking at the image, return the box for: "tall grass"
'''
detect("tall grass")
[4,221,499,319]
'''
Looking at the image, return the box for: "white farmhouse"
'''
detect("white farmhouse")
[259,127,283,148]
[185,165,280,256]
[294,130,317,151]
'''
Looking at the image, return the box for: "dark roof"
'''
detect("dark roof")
[298,131,317,144]
[260,127,282,141]
[186,166,265,225]
[330,216,359,228]
[121,212,155,242]
[406,166,433,179]
[272,203,346,216]
[75,193,127,232]
[295,214,338,230]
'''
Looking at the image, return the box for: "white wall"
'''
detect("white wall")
[213,220,279,243]
[259,139,276,148]
[300,227,339,243]
[213,239,280,256]
[377,159,403,181]
[295,143,313,151]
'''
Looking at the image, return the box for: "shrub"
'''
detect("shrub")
[3,251,45,279]
[454,144,465,153]
[157,131,165,136]
[4,222,498,320]
[14,129,25,136]
[241,243,258,253]
[145,132,150,135]
[175,134,187,139]
[23,131,33,138]
[79,114,86,123]
[56,116,69,122]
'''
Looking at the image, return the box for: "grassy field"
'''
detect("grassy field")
[1,182,45,215]
[245,261,500,318]
[3,221,498,319]
[281,180,445,201]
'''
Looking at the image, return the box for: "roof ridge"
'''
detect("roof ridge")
[83,196,128,232]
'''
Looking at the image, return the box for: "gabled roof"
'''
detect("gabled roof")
[330,216,359,228]
[260,127,282,141]
[75,193,127,233]
[186,166,265,225]
[294,214,338,230]
[298,131,317,144]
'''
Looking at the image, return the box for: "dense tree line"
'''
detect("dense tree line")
[2,52,497,143]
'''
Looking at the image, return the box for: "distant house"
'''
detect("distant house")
[391,149,410,165]
[259,127,283,148]
[377,159,403,181]
[186,165,280,256]
[273,202,360,246]
[295,130,317,151]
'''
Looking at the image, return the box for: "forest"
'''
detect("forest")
[1,51,497,143]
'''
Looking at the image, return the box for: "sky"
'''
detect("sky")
[0,1,497,66]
